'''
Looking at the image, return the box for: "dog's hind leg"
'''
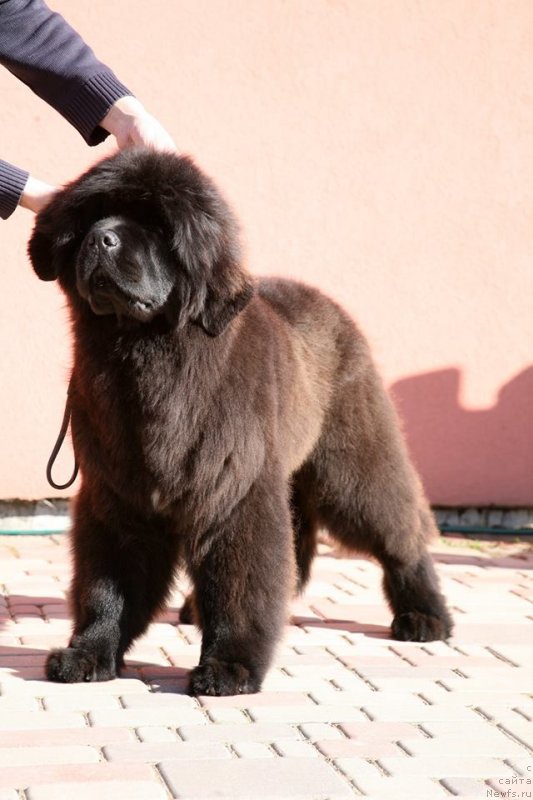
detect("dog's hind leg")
[178,590,197,625]
[299,381,453,642]
[46,487,179,683]
[290,464,321,593]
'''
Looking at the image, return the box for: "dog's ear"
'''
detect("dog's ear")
[198,273,255,337]
[177,216,255,337]
[162,155,255,335]
[28,222,58,281]
[27,192,76,281]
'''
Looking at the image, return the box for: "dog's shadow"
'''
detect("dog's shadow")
[3,533,530,687]
[0,594,188,690]
[0,590,393,689]
[289,617,391,636]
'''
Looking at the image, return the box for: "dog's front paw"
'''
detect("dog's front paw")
[189,658,260,696]
[392,610,453,642]
[46,647,116,683]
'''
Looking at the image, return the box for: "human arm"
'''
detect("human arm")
[0,160,28,219]
[0,160,56,219]
[0,0,132,145]
[0,0,175,217]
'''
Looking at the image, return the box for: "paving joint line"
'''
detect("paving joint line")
[436,777,456,796]
[297,724,366,796]
[156,646,174,669]
[359,707,375,722]
[238,708,254,724]
[485,645,520,667]
[497,723,533,756]
[332,722,350,739]
[450,576,472,587]
[388,644,418,666]
[175,725,187,741]
[225,743,244,759]
[373,757,392,777]
[450,605,466,614]
[440,776,464,796]
[307,692,322,706]
[203,705,244,725]
[196,698,214,727]
[451,668,468,678]
[133,726,145,743]
[322,757,366,797]
[449,643,474,657]
[473,707,502,726]
[339,574,369,590]
[395,740,414,756]
[415,692,434,707]
[503,757,528,777]
[350,778,372,797]
[332,581,357,598]
[152,762,175,800]
[510,589,533,605]
[324,646,379,692]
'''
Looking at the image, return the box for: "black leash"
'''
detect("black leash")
[46,380,79,491]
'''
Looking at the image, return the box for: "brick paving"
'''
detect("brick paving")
[0,534,531,799]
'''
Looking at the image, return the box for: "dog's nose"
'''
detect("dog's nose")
[88,228,120,250]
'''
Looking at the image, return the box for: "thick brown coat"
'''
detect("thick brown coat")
[28,149,452,695]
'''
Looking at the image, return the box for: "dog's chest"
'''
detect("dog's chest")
[74,346,264,526]
[138,387,266,526]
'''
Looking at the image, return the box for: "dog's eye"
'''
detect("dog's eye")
[149,224,165,240]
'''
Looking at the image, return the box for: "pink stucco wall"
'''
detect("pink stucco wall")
[0,1,531,504]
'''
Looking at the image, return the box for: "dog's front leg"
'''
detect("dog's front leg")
[46,485,179,683]
[188,469,294,696]
[46,574,125,683]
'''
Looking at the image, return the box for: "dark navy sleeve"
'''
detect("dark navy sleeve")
[0,159,28,219]
[0,0,133,146]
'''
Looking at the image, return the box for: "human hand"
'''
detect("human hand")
[19,175,58,214]
[100,96,176,152]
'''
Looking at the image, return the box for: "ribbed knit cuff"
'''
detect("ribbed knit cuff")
[0,160,29,220]
[61,71,133,146]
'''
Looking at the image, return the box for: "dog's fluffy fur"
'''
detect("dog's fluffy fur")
[28,149,452,695]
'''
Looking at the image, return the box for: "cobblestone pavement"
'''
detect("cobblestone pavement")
[0,534,531,799]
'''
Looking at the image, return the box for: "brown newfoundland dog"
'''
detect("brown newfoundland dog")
[28,149,452,695]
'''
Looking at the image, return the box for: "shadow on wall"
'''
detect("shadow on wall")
[390,366,533,507]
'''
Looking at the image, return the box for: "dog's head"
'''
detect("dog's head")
[28,149,254,336]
